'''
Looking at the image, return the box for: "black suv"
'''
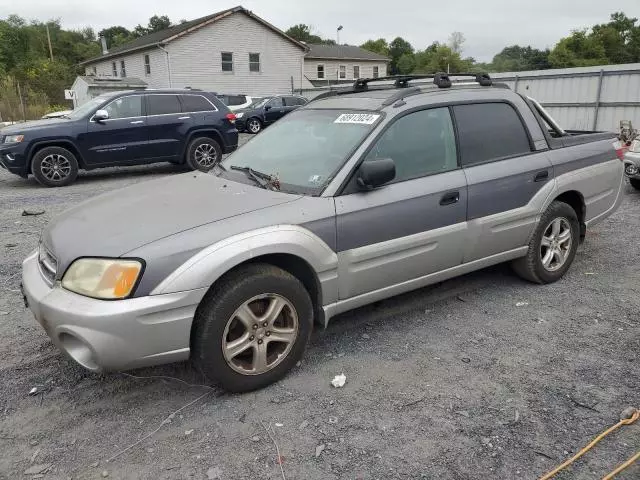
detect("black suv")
[235,95,308,134]
[0,90,238,187]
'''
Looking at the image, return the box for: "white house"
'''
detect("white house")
[79,6,308,97]
[303,44,389,87]
[69,76,147,107]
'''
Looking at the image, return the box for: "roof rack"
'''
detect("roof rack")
[310,72,499,103]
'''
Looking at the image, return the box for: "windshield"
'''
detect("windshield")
[219,109,382,194]
[67,95,114,120]
[247,97,268,109]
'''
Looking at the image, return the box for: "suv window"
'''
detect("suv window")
[180,95,216,112]
[147,94,181,116]
[453,103,531,166]
[229,95,246,106]
[267,97,284,108]
[103,95,143,119]
[365,108,458,182]
[284,96,306,107]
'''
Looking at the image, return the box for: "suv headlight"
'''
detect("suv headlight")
[235,112,244,118]
[4,134,24,143]
[62,258,143,299]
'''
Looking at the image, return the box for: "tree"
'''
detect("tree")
[360,38,389,57]
[98,26,132,48]
[388,37,414,74]
[448,31,465,55]
[285,24,334,44]
[549,30,608,68]
[491,45,551,72]
[414,44,472,74]
[131,15,172,38]
[397,53,416,74]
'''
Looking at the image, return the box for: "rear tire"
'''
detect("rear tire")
[31,146,79,187]
[191,264,313,392]
[185,137,222,172]
[512,201,580,284]
[246,118,262,134]
[630,178,640,190]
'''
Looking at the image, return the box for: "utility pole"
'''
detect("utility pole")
[337,25,343,45]
[46,24,54,61]
[16,81,26,122]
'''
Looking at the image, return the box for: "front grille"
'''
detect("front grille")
[38,245,57,286]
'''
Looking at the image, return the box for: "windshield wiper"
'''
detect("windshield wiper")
[230,166,280,191]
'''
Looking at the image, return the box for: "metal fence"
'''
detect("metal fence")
[300,63,640,132]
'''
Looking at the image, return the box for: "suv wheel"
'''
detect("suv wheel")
[186,137,222,172]
[32,146,79,187]
[512,201,580,284]
[247,118,262,134]
[630,178,640,190]
[191,264,313,392]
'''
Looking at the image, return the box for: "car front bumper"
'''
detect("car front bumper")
[21,250,207,372]
[623,151,640,179]
[0,143,29,177]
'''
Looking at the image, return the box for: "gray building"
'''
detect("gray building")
[69,76,147,108]
[303,44,389,87]
[79,6,308,97]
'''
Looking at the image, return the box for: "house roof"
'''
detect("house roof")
[77,76,148,88]
[80,6,307,65]
[305,44,389,62]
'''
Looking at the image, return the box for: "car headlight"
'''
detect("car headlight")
[4,134,24,143]
[235,112,244,118]
[62,258,143,299]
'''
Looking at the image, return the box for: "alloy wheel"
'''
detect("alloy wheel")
[540,217,572,272]
[248,119,261,133]
[194,143,218,168]
[40,154,72,181]
[222,294,299,375]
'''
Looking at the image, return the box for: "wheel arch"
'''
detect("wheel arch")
[152,226,339,327]
[553,190,586,240]
[182,129,224,162]
[27,140,86,172]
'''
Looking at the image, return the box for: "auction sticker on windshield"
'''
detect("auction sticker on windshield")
[334,113,380,125]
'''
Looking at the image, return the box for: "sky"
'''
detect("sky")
[1,0,637,61]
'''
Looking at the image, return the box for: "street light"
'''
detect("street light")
[337,25,343,45]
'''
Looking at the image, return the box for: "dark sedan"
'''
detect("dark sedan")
[235,95,308,134]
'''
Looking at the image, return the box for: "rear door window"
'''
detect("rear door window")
[284,96,305,107]
[180,95,216,112]
[453,103,532,166]
[267,97,284,108]
[147,94,181,116]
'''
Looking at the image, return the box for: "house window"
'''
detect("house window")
[353,66,360,79]
[221,52,233,72]
[373,66,379,78]
[144,54,151,75]
[317,64,325,79]
[120,60,126,78]
[92,66,97,75]
[339,65,346,79]
[249,53,260,72]
[112,62,117,77]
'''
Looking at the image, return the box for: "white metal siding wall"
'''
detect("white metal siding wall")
[493,63,640,132]
[167,13,305,95]
[304,60,387,81]
[83,49,168,88]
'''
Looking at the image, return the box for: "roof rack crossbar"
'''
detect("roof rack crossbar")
[353,72,492,91]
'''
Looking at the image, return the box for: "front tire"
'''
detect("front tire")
[512,201,580,284]
[246,118,262,134]
[191,264,313,392]
[31,146,79,187]
[630,178,640,190]
[185,137,222,172]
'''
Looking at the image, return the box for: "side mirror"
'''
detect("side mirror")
[264,105,272,111]
[93,109,109,121]
[356,158,396,190]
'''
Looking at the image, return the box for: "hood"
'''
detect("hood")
[43,173,301,276]
[1,118,71,135]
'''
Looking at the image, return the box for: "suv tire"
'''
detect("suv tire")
[630,178,640,190]
[246,118,262,134]
[512,201,580,284]
[191,263,313,392]
[185,137,222,172]
[31,146,79,187]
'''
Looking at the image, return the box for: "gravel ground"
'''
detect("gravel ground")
[0,140,638,479]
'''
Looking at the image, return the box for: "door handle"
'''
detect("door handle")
[439,191,460,206]
[534,171,549,182]
[178,116,190,120]
[130,120,144,124]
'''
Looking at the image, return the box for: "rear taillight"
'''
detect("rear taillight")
[226,113,236,124]
[613,140,625,161]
